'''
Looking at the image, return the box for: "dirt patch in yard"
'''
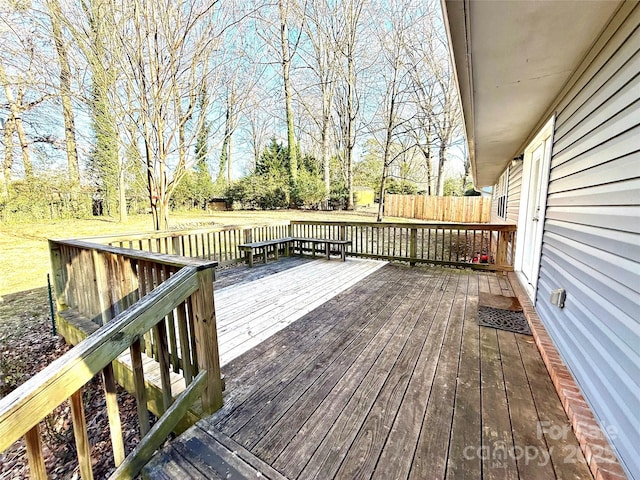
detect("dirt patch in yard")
[0,289,152,479]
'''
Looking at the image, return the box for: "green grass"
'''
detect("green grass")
[0,208,405,296]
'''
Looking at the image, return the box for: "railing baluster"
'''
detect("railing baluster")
[187,297,199,375]
[163,267,180,373]
[155,318,173,412]
[221,231,227,262]
[24,424,47,479]
[130,339,150,436]
[153,267,173,412]
[102,363,125,466]
[70,390,94,480]
[177,301,193,385]
[142,263,155,358]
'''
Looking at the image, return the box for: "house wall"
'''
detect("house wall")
[489,162,522,265]
[533,4,639,478]
[490,162,523,225]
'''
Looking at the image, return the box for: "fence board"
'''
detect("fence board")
[384,195,490,223]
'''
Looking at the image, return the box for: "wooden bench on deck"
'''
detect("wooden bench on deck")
[290,237,350,262]
[238,237,294,267]
[238,237,351,267]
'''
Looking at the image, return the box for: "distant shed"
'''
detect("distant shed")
[353,186,375,207]
[207,198,230,211]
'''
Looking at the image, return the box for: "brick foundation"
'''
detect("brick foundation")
[507,272,628,480]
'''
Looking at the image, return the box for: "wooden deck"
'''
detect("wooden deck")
[144,263,593,479]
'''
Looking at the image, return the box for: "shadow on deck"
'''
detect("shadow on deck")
[144,261,592,479]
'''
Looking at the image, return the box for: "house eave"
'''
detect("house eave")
[441,0,623,187]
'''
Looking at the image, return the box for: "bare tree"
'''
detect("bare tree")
[401,3,462,197]
[215,47,265,189]
[278,0,303,200]
[299,0,341,206]
[112,0,224,230]
[0,61,34,179]
[46,0,80,184]
[335,0,366,210]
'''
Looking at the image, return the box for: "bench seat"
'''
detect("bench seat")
[238,237,294,267]
[291,237,351,261]
[238,237,352,266]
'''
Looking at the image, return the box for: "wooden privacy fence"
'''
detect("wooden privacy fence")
[385,194,491,223]
[291,220,516,271]
[86,222,290,266]
[0,240,223,479]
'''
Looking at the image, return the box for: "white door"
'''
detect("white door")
[515,118,554,302]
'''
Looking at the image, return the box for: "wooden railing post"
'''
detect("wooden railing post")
[70,390,94,480]
[102,363,125,466]
[410,228,417,266]
[48,240,67,312]
[24,424,47,479]
[192,266,223,414]
[496,230,510,269]
[171,236,181,256]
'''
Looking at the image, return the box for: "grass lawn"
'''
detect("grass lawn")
[0,208,405,297]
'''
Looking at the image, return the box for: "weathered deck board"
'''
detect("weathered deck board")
[445,273,481,480]
[215,258,387,366]
[286,272,449,479]
[409,273,466,480]
[214,256,312,290]
[145,266,593,480]
[515,334,592,478]
[247,267,416,459]
[225,269,422,446]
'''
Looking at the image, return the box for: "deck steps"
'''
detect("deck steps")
[142,425,288,480]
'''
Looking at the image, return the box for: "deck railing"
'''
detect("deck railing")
[1,218,516,478]
[290,220,517,271]
[0,241,223,479]
[85,220,516,271]
[85,222,290,265]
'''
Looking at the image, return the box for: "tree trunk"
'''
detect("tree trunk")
[118,166,127,223]
[48,0,80,184]
[2,116,14,196]
[227,134,233,183]
[376,164,388,222]
[462,153,471,192]
[216,101,232,189]
[321,90,331,207]
[279,0,297,200]
[321,125,330,207]
[217,134,229,189]
[13,110,32,178]
[436,142,447,196]
[418,143,432,196]
[346,59,355,210]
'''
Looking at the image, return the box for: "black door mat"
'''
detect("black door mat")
[478,306,532,335]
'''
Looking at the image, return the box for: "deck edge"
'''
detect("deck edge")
[507,272,628,480]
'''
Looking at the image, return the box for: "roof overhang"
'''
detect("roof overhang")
[441,0,623,187]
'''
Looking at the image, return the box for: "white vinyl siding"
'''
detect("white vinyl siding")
[536,4,640,478]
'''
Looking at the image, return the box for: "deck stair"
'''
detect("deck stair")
[142,425,288,480]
